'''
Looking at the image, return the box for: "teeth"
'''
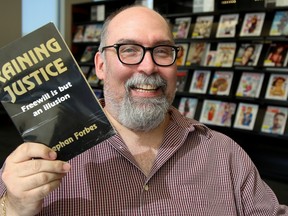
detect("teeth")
[135,84,157,90]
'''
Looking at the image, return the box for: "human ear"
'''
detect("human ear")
[95,51,105,80]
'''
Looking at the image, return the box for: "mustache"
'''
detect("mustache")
[125,73,167,90]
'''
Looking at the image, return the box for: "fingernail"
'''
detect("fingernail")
[62,162,71,172]
[49,151,57,159]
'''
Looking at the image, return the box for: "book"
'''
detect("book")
[233,102,259,130]
[269,11,288,36]
[216,14,239,38]
[91,4,105,21]
[0,23,115,161]
[261,105,288,135]
[172,17,191,39]
[234,43,263,66]
[178,97,198,119]
[175,43,189,66]
[265,73,288,100]
[199,99,221,125]
[263,43,288,67]
[80,45,98,63]
[185,42,210,66]
[176,70,188,92]
[193,0,214,13]
[73,25,85,42]
[213,42,237,67]
[189,70,211,94]
[236,72,264,98]
[209,71,233,95]
[191,15,214,38]
[214,102,237,127]
[240,12,266,37]
[83,24,103,42]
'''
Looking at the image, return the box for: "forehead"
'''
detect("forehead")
[107,7,173,44]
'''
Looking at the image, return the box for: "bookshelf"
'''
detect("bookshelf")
[154,0,288,182]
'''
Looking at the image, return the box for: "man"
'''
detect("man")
[0,5,287,216]
[270,112,286,134]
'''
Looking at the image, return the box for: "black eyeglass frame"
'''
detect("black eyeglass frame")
[100,43,181,67]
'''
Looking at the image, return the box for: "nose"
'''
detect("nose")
[137,50,157,75]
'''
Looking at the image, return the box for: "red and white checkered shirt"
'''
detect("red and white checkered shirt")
[1,106,288,215]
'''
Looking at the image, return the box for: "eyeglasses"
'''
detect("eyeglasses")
[100,43,180,67]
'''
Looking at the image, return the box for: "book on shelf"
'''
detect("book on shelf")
[80,45,98,63]
[234,43,263,66]
[269,11,288,36]
[193,0,214,13]
[175,43,189,66]
[265,73,288,100]
[80,66,91,78]
[178,97,198,119]
[235,72,264,98]
[216,14,239,38]
[172,17,191,39]
[91,4,105,21]
[73,25,85,42]
[263,43,288,67]
[261,105,288,135]
[191,15,214,38]
[185,42,210,66]
[239,12,266,37]
[233,102,259,130]
[0,22,115,161]
[199,99,221,125]
[189,70,211,94]
[209,71,233,95]
[213,42,237,67]
[276,0,288,7]
[176,70,188,92]
[83,24,103,42]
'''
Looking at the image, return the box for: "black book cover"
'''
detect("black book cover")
[0,23,115,161]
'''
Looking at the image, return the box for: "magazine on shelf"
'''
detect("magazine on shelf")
[261,105,288,135]
[73,25,85,42]
[276,0,288,7]
[83,24,103,42]
[80,45,98,63]
[178,97,198,119]
[233,103,259,130]
[213,42,237,67]
[240,12,266,37]
[216,14,239,38]
[90,4,105,21]
[191,16,214,38]
[193,0,214,13]
[234,43,263,66]
[172,17,191,39]
[236,72,264,98]
[176,70,188,92]
[203,50,217,67]
[269,11,288,36]
[214,101,237,127]
[209,71,233,95]
[176,43,189,66]
[263,43,288,67]
[0,22,115,161]
[199,99,221,125]
[189,70,211,94]
[185,42,210,66]
[265,73,288,100]
[80,66,91,78]
[87,68,100,86]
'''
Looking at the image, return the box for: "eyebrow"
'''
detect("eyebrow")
[115,39,174,46]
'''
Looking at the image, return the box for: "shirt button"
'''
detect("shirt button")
[144,184,149,191]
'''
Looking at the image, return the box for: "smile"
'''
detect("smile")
[132,84,159,92]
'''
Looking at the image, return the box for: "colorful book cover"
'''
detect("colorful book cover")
[172,17,191,39]
[234,43,263,66]
[0,23,115,161]
[216,14,239,38]
[176,70,188,92]
[185,42,210,66]
[269,11,288,36]
[83,24,103,42]
[199,99,221,125]
[233,103,259,130]
[261,106,288,135]
[240,12,266,37]
[213,42,236,67]
[189,70,211,94]
[80,45,98,63]
[175,43,189,66]
[265,73,288,100]
[191,15,214,38]
[236,72,264,98]
[263,43,288,67]
[178,97,198,119]
[209,71,233,95]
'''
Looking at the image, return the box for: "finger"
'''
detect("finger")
[8,143,57,163]
[15,159,71,177]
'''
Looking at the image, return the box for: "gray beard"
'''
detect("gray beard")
[105,73,173,132]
